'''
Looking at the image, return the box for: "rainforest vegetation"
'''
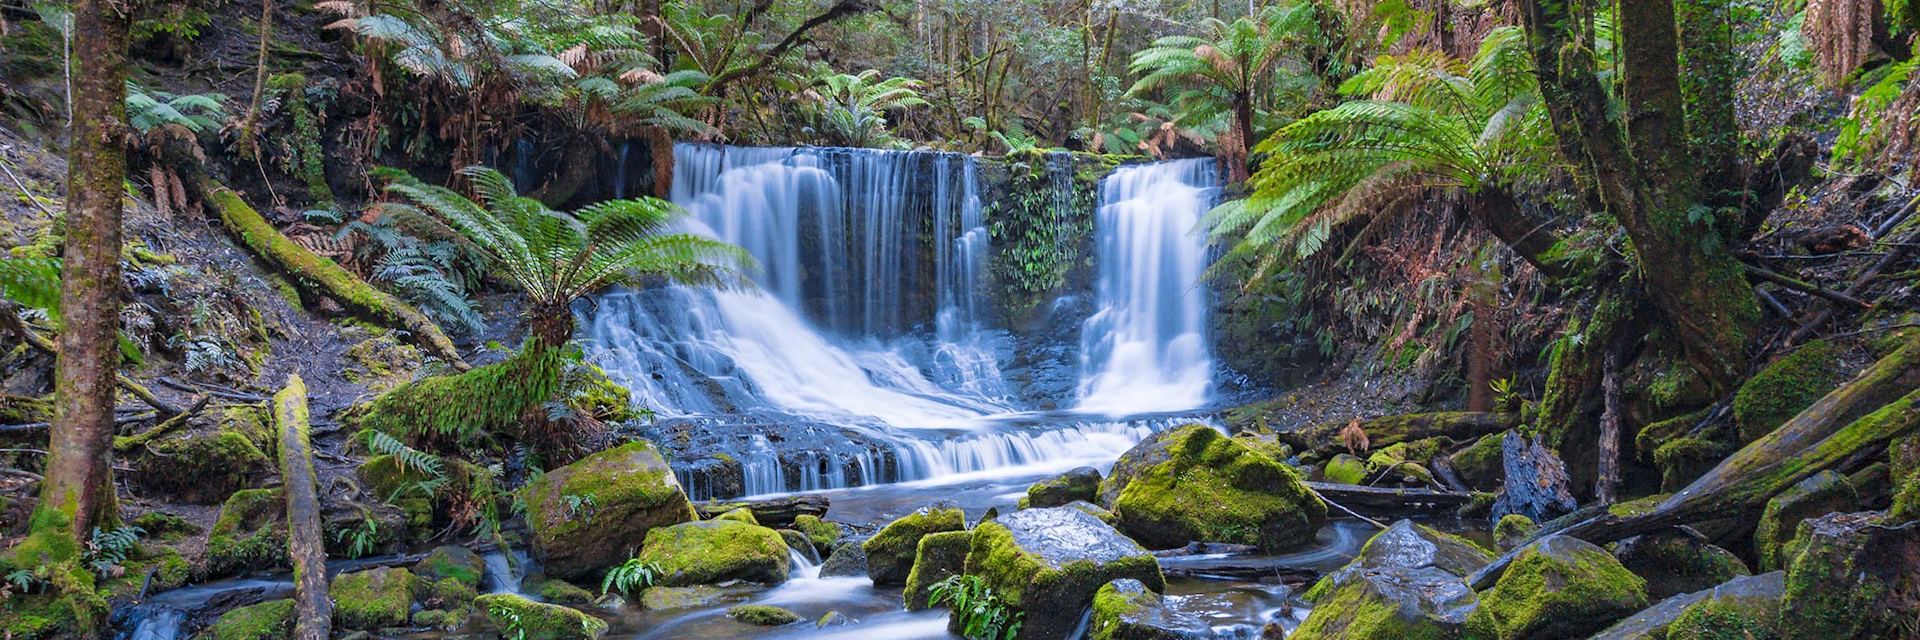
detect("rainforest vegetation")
[0,0,1915,637]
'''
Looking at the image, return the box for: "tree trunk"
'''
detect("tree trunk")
[1274,411,1520,459]
[36,0,132,550]
[531,308,576,352]
[1227,94,1254,183]
[236,0,274,160]
[646,126,674,198]
[1471,188,1568,279]
[274,375,331,640]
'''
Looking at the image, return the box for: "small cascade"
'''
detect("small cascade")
[118,606,185,640]
[1076,158,1223,415]
[484,548,528,595]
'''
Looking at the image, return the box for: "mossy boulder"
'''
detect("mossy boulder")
[1610,532,1749,600]
[356,454,441,534]
[1493,514,1536,551]
[1732,340,1841,443]
[639,585,726,610]
[1026,467,1101,508]
[524,439,698,579]
[778,529,815,559]
[727,604,802,626]
[1777,511,1920,638]
[1465,535,1649,640]
[412,545,487,590]
[1087,578,1211,640]
[411,607,472,631]
[962,506,1166,640]
[1450,431,1507,491]
[1753,471,1857,571]
[423,576,478,610]
[862,505,966,585]
[1590,571,1785,640]
[201,599,293,640]
[1652,436,1735,492]
[536,578,597,606]
[1666,593,1780,639]
[713,507,758,525]
[819,540,869,578]
[473,593,608,640]
[133,429,271,504]
[330,566,414,630]
[1292,520,1489,639]
[204,488,286,577]
[902,530,972,611]
[636,519,791,586]
[1322,453,1369,485]
[790,515,842,555]
[1104,424,1325,551]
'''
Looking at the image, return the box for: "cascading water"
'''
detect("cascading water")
[1075,158,1223,415]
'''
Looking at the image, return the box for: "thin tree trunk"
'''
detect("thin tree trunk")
[1228,95,1254,183]
[1596,350,1622,504]
[236,0,274,160]
[274,374,331,640]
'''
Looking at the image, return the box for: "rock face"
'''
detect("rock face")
[473,593,609,640]
[963,506,1166,640]
[819,540,870,577]
[524,440,698,579]
[863,505,967,585]
[1610,532,1749,599]
[903,530,972,611]
[1489,432,1577,525]
[1752,470,1858,571]
[1027,466,1101,508]
[1590,571,1785,640]
[330,567,414,630]
[1088,578,1211,640]
[1291,520,1490,639]
[636,519,792,586]
[1102,425,1326,551]
[1465,535,1649,640]
[1778,511,1920,638]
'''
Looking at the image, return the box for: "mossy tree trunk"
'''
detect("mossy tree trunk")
[273,375,331,640]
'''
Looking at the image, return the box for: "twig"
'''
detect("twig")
[113,395,211,451]
[1742,263,1873,309]
[1821,322,1920,340]
[0,448,50,455]
[1306,485,1389,529]
[0,151,55,218]
[0,468,42,482]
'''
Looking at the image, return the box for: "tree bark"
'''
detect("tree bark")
[1471,188,1569,279]
[273,374,331,640]
[1596,350,1623,504]
[36,0,132,549]
[235,0,273,160]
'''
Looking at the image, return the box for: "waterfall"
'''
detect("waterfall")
[1075,158,1222,415]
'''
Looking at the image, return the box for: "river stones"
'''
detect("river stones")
[1778,511,1920,638]
[523,439,697,579]
[1609,531,1749,600]
[819,540,869,577]
[1026,466,1102,508]
[791,514,843,555]
[1102,424,1326,551]
[330,566,414,630]
[1753,470,1858,571]
[636,519,791,586]
[473,593,609,640]
[412,545,487,590]
[727,604,803,625]
[864,505,967,585]
[1590,571,1785,640]
[1465,535,1649,640]
[903,530,972,611]
[1088,578,1211,640]
[963,506,1165,640]
[1291,519,1490,639]
[1321,453,1368,485]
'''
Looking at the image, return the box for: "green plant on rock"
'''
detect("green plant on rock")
[334,517,381,559]
[82,525,144,580]
[928,574,1022,640]
[987,157,1095,317]
[264,73,334,206]
[599,557,660,597]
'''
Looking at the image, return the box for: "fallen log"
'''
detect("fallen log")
[1156,553,1322,584]
[1280,412,1520,459]
[204,183,468,369]
[273,374,331,640]
[1,309,183,417]
[1303,481,1475,515]
[112,395,210,451]
[694,494,830,528]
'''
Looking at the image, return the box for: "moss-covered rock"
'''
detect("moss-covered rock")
[423,576,478,610]
[412,545,487,590]
[902,530,971,611]
[1777,511,1920,638]
[1322,453,1369,485]
[1493,514,1536,552]
[132,429,270,505]
[1893,434,1920,522]
[1465,535,1649,640]
[1450,431,1508,491]
[1753,471,1857,571]
[638,585,726,610]
[1105,425,1325,551]
[713,507,758,525]
[1610,532,1749,600]
[819,540,868,578]
[791,515,842,555]
[962,506,1165,640]
[727,604,802,626]
[1732,340,1841,443]
[1666,594,1780,639]
[778,529,815,559]
[411,607,472,631]
[636,519,791,586]
[862,505,966,585]
[534,578,596,606]
[1292,520,1488,640]
[524,439,698,579]
[1087,578,1211,640]
[1026,467,1101,508]
[329,566,414,630]
[1589,571,1786,640]
[474,593,608,640]
[204,488,286,577]
[356,454,440,534]
[201,599,293,640]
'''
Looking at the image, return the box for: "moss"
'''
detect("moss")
[962,512,1165,640]
[1289,571,1455,640]
[636,520,791,586]
[202,599,294,640]
[1025,467,1101,508]
[411,607,471,631]
[343,331,423,391]
[638,585,725,610]
[1890,434,1920,522]
[1666,593,1780,640]
[1323,454,1369,484]
[329,566,414,630]
[713,507,758,525]
[862,505,967,585]
[205,488,287,577]
[128,511,199,541]
[1464,536,1649,639]
[133,430,270,504]
[790,515,842,554]
[523,439,696,579]
[727,604,802,626]
[536,578,596,606]
[1654,436,1734,491]
[902,530,971,611]
[347,343,563,449]
[356,454,439,532]
[1611,532,1749,600]
[413,545,487,589]
[1494,514,1537,551]
[1753,471,1857,570]
[1732,340,1841,443]
[426,576,479,608]
[1451,431,1507,489]
[1109,425,1326,551]
[473,593,608,640]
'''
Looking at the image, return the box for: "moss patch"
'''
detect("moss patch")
[862,505,966,585]
[1108,425,1326,551]
[474,593,608,640]
[902,530,971,611]
[1465,536,1648,639]
[523,439,697,579]
[727,604,802,626]
[790,515,842,555]
[329,566,414,630]
[202,599,294,640]
[1732,340,1841,443]
[636,520,791,587]
[205,488,287,577]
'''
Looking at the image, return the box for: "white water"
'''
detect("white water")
[1075,158,1222,415]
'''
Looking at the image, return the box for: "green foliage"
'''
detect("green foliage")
[264,74,334,206]
[0,257,62,321]
[347,340,564,450]
[1127,2,1351,144]
[1831,59,1916,173]
[987,154,1094,317]
[599,557,660,597]
[82,526,144,580]
[333,517,381,559]
[125,83,227,136]
[807,67,930,148]
[928,574,1023,640]
[338,212,486,336]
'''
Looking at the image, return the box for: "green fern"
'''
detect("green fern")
[359,428,446,480]
[0,257,62,320]
[599,557,660,597]
[928,574,1022,640]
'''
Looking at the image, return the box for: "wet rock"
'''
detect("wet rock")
[1610,531,1749,600]
[816,610,852,627]
[1465,535,1648,640]
[1590,571,1785,640]
[1027,466,1102,508]
[903,530,972,611]
[524,439,698,579]
[636,519,791,586]
[819,540,869,577]
[422,576,478,610]
[412,545,487,590]
[963,506,1165,640]
[791,514,843,555]
[645,416,900,500]
[1104,425,1326,551]
[1778,511,1920,638]
[534,578,596,606]
[639,585,725,610]
[330,567,413,630]
[1291,520,1490,639]
[727,604,802,626]
[1088,578,1211,640]
[1065,500,1116,524]
[201,599,293,640]
[1321,453,1368,485]
[779,529,815,559]
[1753,470,1858,571]
[473,593,608,639]
[1492,514,1535,552]
[863,505,967,585]
[411,607,471,631]
[1489,432,1577,525]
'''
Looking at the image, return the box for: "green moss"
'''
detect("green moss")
[523,439,696,579]
[536,578,596,606]
[1289,571,1454,640]
[413,545,486,589]
[205,488,287,577]
[329,567,414,630]
[356,454,439,532]
[411,607,471,631]
[202,599,294,640]
[426,576,479,608]
[347,343,564,449]
[1732,340,1841,443]
[1109,425,1326,551]
[1666,592,1780,639]
[790,515,842,554]
[902,530,971,611]
[1451,431,1506,489]
[1464,536,1649,639]
[132,430,269,504]
[1494,514,1536,551]
[474,593,608,640]
[862,505,967,585]
[636,520,790,586]
[713,507,758,525]
[727,604,802,626]
[1890,434,1920,523]
[1654,436,1734,491]
[1323,454,1368,484]
[1025,468,1101,508]
[128,511,199,541]
[1753,471,1857,571]
[961,514,1165,639]
[343,331,423,391]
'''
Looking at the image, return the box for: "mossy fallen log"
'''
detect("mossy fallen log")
[204,183,466,369]
[1279,412,1520,459]
[272,375,331,640]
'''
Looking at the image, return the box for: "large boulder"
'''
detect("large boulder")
[412,545,487,590]
[1465,535,1649,640]
[903,530,972,611]
[863,505,966,585]
[204,488,286,578]
[1102,425,1325,551]
[1087,578,1211,640]
[635,519,791,587]
[473,594,608,640]
[1610,532,1749,600]
[1778,511,1920,638]
[330,567,414,630]
[963,506,1166,640]
[1291,520,1490,639]
[1026,467,1101,508]
[1589,571,1785,640]
[819,540,869,577]
[524,439,698,579]
[1752,470,1857,571]
[790,514,843,555]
